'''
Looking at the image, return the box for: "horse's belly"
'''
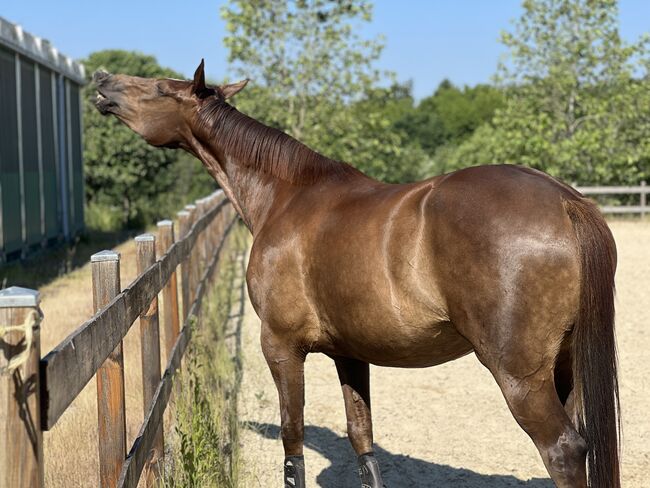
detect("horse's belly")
[325,319,474,368]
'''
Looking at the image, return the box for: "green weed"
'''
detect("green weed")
[163,224,248,487]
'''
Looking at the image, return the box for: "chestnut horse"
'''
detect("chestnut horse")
[94,61,620,488]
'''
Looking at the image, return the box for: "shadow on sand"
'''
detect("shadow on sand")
[245,422,553,488]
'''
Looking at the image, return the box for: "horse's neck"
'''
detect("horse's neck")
[188,136,281,232]
[189,103,359,233]
[222,155,286,232]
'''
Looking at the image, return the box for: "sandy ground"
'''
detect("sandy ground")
[238,220,650,487]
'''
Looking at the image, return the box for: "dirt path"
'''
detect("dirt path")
[238,221,650,487]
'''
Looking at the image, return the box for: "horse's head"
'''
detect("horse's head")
[93,60,247,148]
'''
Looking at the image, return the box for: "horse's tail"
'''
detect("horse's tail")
[564,197,620,488]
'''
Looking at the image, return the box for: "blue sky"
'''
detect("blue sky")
[2,1,649,99]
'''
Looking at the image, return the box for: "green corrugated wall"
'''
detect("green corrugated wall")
[40,68,60,240]
[0,46,84,261]
[0,46,22,256]
[69,83,84,234]
[21,60,42,247]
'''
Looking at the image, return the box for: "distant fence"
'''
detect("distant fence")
[576,181,648,216]
[0,190,237,488]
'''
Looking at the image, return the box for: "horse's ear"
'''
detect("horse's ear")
[191,59,207,95]
[219,79,249,99]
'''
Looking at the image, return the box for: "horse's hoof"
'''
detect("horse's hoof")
[358,452,385,488]
[284,455,305,488]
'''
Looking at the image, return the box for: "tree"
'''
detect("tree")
[397,80,503,158]
[319,83,428,182]
[441,0,650,185]
[221,0,428,182]
[82,50,214,229]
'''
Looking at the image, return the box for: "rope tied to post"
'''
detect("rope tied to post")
[0,309,40,375]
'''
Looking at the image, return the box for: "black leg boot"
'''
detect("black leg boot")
[358,452,385,488]
[284,455,306,488]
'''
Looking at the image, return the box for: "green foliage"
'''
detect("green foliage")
[438,0,650,185]
[82,50,215,229]
[222,0,428,183]
[223,0,382,138]
[397,80,504,157]
[316,84,429,182]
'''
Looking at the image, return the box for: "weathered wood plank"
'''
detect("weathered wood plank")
[185,205,199,308]
[135,235,164,484]
[92,251,127,488]
[0,288,44,488]
[177,210,192,322]
[157,221,181,361]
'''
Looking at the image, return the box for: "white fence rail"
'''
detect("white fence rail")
[576,181,648,216]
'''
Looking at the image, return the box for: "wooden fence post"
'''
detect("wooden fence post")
[177,210,191,321]
[156,220,180,360]
[184,204,198,307]
[0,287,43,488]
[641,180,646,218]
[91,250,126,488]
[196,198,209,268]
[135,234,164,483]
[212,193,226,283]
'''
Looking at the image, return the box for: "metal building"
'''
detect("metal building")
[0,17,85,262]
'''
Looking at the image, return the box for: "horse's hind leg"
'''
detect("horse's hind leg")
[481,350,587,487]
[334,357,385,488]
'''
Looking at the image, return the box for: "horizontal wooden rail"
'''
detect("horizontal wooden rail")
[40,196,229,429]
[577,184,649,195]
[117,214,238,488]
[576,181,647,215]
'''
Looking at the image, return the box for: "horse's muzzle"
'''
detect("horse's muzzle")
[93,70,120,115]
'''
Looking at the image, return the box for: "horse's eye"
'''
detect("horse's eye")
[156,84,166,97]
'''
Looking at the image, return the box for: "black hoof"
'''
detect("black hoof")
[358,452,385,488]
[284,455,305,488]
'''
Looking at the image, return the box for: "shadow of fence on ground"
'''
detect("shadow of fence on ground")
[245,422,553,488]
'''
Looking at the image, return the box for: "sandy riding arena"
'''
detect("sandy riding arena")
[238,220,650,487]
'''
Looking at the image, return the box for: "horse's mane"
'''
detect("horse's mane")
[195,98,361,185]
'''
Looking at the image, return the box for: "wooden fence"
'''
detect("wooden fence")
[0,190,237,488]
[576,181,648,216]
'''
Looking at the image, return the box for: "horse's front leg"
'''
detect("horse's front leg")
[334,357,385,488]
[262,327,306,488]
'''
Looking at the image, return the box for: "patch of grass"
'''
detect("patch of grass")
[85,202,126,232]
[164,224,248,487]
